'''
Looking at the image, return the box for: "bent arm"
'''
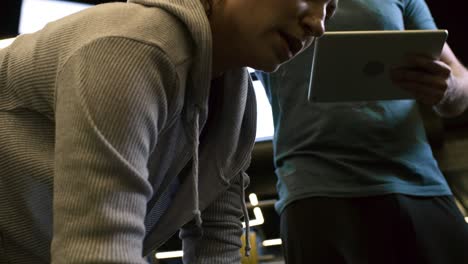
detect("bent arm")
[180,173,247,263]
[391,43,468,117]
[434,43,468,117]
[52,37,175,263]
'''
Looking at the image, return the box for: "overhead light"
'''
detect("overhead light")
[155,250,183,259]
[242,193,265,227]
[249,193,259,206]
[0,38,15,49]
[20,0,92,34]
[465,217,468,223]
[243,207,264,228]
[262,238,282,247]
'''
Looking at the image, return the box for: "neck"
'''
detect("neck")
[207,0,244,79]
[211,40,244,79]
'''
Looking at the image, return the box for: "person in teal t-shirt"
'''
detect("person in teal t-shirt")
[256,0,468,263]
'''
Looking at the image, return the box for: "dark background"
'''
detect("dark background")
[426,0,467,65]
[1,1,466,262]
[1,0,466,66]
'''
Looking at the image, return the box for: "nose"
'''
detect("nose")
[302,16,325,37]
[300,3,327,38]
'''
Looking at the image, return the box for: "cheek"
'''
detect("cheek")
[243,31,273,57]
[236,26,266,52]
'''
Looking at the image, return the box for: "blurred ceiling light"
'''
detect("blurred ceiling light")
[0,38,15,49]
[242,193,265,227]
[262,238,282,247]
[249,193,259,206]
[20,0,91,34]
[243,207,264,228]
[155,250,183,259]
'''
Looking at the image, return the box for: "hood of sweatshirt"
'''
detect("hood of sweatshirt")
[127,0,212,226]
[128,0,212,117]
[127,0,255,256]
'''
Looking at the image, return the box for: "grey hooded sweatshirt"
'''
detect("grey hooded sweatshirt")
[0,0,256,263]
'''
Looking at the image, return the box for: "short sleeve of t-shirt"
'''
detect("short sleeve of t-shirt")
[404,0,437,29]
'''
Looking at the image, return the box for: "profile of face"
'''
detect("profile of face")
[209,0,338,73]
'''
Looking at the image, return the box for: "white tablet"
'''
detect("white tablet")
[308,30,448,102]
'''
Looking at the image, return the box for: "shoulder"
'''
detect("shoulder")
[400,0,436,29]
[51,2,197,106]
[117,2,195,67]
[54,2,194,67]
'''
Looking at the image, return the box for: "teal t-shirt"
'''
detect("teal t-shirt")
[259,0,452,214]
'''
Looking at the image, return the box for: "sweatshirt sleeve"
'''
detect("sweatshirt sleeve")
[180,172,247,263]
[52,37,176,263]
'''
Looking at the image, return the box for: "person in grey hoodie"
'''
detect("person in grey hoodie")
[0,0,337,263]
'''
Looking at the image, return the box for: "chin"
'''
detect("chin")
[252,60,282,73]
[263,64,282,73]
[254,65,278,73]
[248,52,290,72]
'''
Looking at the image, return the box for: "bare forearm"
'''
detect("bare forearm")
[433,44,468,117]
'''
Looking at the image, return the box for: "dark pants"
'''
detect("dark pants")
[280,195,468,264]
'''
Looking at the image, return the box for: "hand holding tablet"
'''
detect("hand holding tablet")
[308,30,448,102]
